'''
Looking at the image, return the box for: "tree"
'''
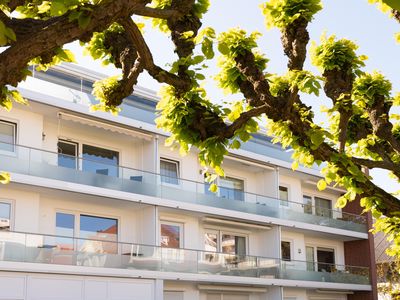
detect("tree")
[0,0,400,254]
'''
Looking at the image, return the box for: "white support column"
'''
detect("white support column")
[154,279,164,300]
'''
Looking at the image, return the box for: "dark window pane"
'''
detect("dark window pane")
[0,121,15,152]
[281,241,291,261]
[79,215,118,254]
[58,141,77,169]
[0,202,10,230]
[56,212,75,250]
[82,144,119,177]
[160,159,179,184]
[317,247,335,272]
[160,223,181,248]
[279,186,288,206]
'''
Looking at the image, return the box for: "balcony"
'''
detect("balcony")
[0,143,367,233]
[0,231,370,285]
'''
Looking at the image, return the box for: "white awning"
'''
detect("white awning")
[58,112,153,141]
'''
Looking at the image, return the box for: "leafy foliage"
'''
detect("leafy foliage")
[215,29,268,94]
[352,72,392,108]
[261,0,322,29]
[84,23,125,66]
[311,34,367,74]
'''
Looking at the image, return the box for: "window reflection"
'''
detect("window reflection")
[160,223,181,248]
[0,202,10,231]
[221,234,246,255]
[79,215,118,254]
[219,177,244,201]
[0,120,16,152]
[55,212,75,251]
[82,144,119,177]
[58,141,78,169]
[160,159,179,185]
[279,186,289,206]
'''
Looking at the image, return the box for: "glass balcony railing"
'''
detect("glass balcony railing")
[0,142,367,233]
[0,231,370,285]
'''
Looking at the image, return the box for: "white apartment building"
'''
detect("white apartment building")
[0,64,377,300]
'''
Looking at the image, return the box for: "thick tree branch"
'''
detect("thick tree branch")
[120,18,191,91]
[222,105,268,139]
[0,0,151,87]
[281,17,309,70]
[133,7,179,19]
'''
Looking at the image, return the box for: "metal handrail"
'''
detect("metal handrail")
[0,230,370,273]
[0,141,367,224]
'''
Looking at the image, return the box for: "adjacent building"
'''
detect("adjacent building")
[0,63,377,300]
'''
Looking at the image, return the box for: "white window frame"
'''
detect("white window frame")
[301,194,334,217]
[305,244,337,272]
[0,120,17,155]
[57,138,120,175]
[0,199,14,231]
[160,220,184,248]
[55,210,120,252]
[281,239,292,261]
[57,139,79,169]
[160,158,180,185]
[203,228,248,255]
[204,175,246,200]
[279,184,290,207]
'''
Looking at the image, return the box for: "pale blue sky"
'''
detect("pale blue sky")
[66,0,400,194]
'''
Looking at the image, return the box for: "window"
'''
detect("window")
[58,140,78,169]
[204,230,247,255]
[160,222,182,248]
[55,212,118,254]
[306,246,315,271]
[222,234,246,255]
[279,186,289,206]
[79,215,118,253]
[305,246,335,272]
[0,120,16,152]
[205,176,245,201]
[160,158,179,185]
[219,177,244,201]
[56,212,75,250]
[82,144,119,177]
[281,241,291,261]
[303,195,312,214]
[315,197,332,218]
[0,201,11,231]
[317,247,335,272]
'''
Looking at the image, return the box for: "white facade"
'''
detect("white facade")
[0,64,374,300]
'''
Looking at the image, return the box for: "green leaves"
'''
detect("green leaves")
[91,75,122,114]
[215,29,268,95]
[218,29,261,59]
[261,0,322,29]
[0,87,28,111]
[83,23,125,66]
[352,71,392,108]
[0,172,10,185]
[29,48,76,71]
[317,179,327,191]
[311,34,367,74]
